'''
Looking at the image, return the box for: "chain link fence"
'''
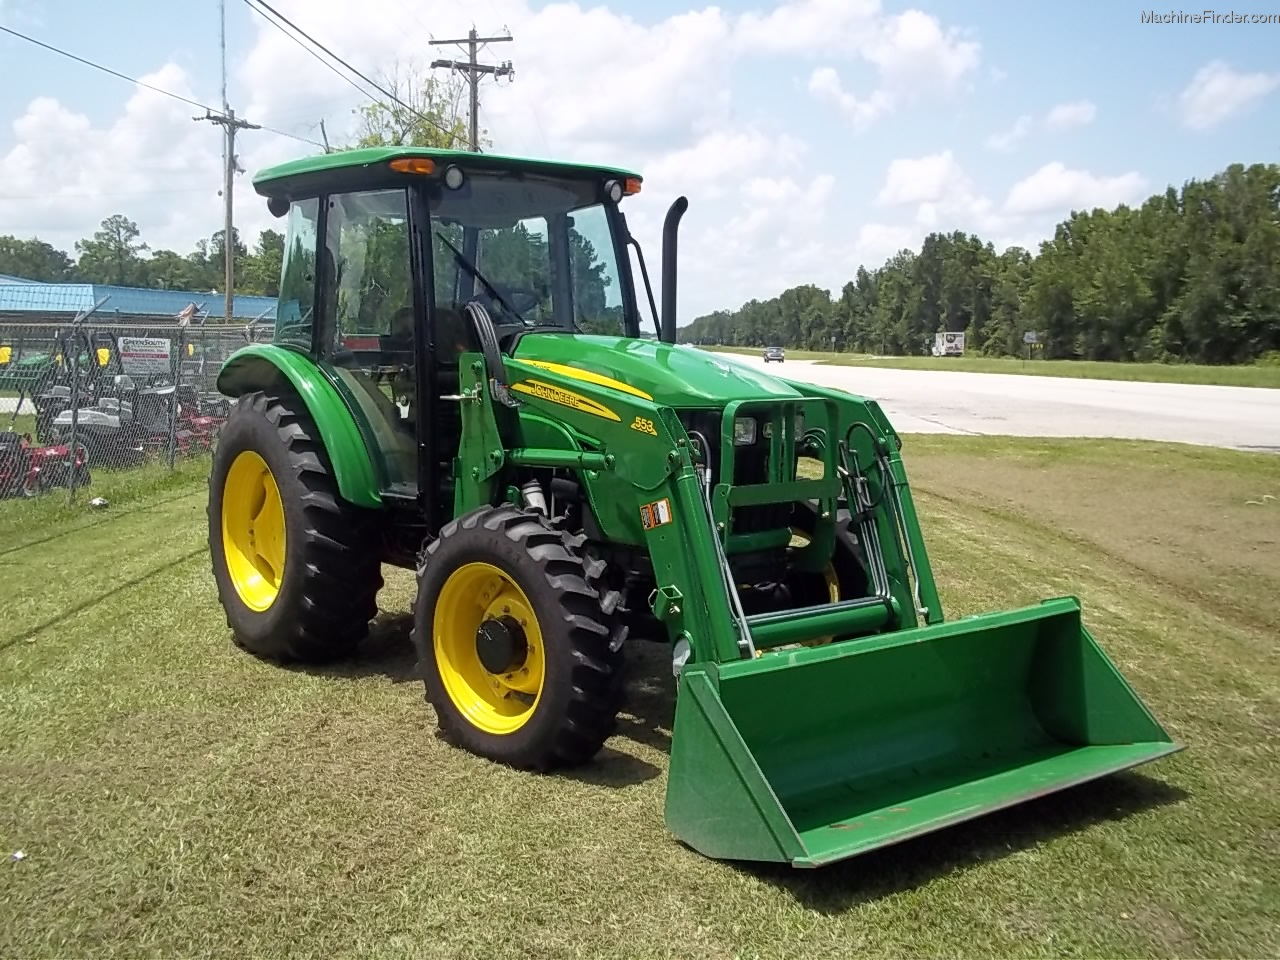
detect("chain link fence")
[0,306,275,504]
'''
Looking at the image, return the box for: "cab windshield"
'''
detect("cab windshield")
[426,171,634,337]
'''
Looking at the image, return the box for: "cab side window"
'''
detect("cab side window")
[273,198,320,351]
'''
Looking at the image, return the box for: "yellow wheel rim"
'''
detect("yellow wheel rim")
[220,450,287,612]
[432,561,546,735]
[757,528,841,656]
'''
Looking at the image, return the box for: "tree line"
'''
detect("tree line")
[679,161,1280,365]
[0,217,284,298]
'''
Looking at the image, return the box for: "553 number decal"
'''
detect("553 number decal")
[630,416,658,436]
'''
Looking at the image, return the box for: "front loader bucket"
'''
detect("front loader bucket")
[664,596,1182,868]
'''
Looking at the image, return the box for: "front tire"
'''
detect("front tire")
[413,504,627,770]
[207,389,383,663]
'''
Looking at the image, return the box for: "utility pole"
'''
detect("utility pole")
[194,0,259,324]
[196,108,260,324]
[430,27,514,151]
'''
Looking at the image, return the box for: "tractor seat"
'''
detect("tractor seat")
[434,307,481,397]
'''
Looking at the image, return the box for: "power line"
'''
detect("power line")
[241,0,380,107]
[0,186,213,201]
[255,123,326,149]
[0,23,325,151]
[244,0,466,147]
[0,24,218,115]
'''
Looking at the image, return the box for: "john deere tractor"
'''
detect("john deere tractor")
[208,146,1182,868]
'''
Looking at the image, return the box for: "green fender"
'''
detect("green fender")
[216,344,383,508]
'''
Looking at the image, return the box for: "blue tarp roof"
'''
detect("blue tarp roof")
[0,281,278,320]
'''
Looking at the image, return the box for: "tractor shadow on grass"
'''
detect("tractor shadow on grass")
[551,646,1194,906]
[553,642,676,789]
[292,611,423,684]
[737,771,1190,914]
[292,612,674,788]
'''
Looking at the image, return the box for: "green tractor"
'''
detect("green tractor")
[207,146,1182,868]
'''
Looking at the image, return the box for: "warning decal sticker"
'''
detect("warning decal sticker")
[640,497,673,530]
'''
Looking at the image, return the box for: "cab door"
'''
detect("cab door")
[315,187,422,499]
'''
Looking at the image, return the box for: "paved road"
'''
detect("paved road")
[722,355,1280,453]
[11,360,1275,453]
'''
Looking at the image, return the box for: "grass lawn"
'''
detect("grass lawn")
[702,346,1280,388]
[2,437,1278,958]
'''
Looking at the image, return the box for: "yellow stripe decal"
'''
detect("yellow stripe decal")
[510,379,621,421]
[520,360,654,401]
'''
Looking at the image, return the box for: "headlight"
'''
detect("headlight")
[733,416,757,445]
[761,414,805,440]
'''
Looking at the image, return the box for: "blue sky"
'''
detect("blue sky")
[2,0,1277,321]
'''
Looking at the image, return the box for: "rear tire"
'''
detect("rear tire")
[413,503,627,770]
[207,389,383,663]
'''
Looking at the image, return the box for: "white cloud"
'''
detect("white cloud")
[861,9,980,90]
[0,0,982,313]
[985,99,1096,151]
[732,0,882,55]
[804,7,980,132]
[867,151,1148,260]
[685,171,840,309]
[808,68,894,132]
[0,0,1163,324]
[1177,60,1280,130]
[1004,162,1147,215]
[874,150,1014,236]
[985,115,1033,151]
[853,222,922,263]
[0,66,224,251]
[876,150,967,207]
[642,128,807,201]
[1043,99,1096,132]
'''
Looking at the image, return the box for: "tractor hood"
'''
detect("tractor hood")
[509,334,802,408]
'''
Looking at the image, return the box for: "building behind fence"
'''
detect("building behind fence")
[0,312,276,501]
[0,275,278,501]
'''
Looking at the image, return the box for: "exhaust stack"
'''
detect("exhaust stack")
[660,196,689,343]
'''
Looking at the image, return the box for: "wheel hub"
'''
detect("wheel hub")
[475,615,529,675]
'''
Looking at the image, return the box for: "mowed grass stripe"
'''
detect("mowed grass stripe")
[1,439,1277,958]
[0,492,209,651]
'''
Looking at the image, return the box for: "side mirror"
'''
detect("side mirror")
[267,196,290,218]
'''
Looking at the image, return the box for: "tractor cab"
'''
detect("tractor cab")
[242,147,654,526]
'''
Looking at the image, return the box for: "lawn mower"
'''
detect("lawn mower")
[0,430,90,498]
[50,377,223,465]
[206,146,1183,869]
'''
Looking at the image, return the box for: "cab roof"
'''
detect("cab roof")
[252,146,642,198]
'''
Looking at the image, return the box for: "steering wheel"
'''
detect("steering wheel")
[461,299,519,408]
